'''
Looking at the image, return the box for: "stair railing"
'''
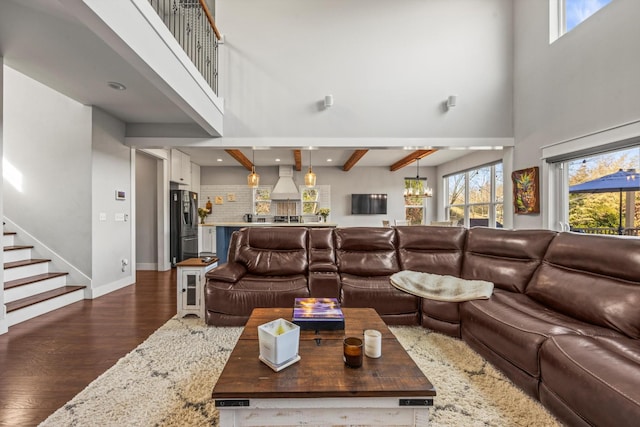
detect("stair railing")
[149,0,221,95]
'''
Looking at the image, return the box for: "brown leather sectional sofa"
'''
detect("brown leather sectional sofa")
[205,226,640,426]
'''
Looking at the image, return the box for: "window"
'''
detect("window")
[444,163,503,228]
[553,0,612,39]
[562,146,639,235]
[403,179,430,225]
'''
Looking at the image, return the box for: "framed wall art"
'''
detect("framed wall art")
[511,166,540,214]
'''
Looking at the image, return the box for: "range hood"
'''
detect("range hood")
[271,165,300,200]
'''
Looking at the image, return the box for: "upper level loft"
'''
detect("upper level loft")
[0,0,224,137]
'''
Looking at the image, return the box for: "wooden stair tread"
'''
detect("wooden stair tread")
[4,272,69,290]
[4,245,34,251]
[4,258,51,269]
[6,285,86,313]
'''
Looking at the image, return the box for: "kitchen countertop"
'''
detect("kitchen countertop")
[200,222,337,227]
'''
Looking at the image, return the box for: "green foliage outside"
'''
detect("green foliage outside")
[569,151,640,230]
[404,179,427,224]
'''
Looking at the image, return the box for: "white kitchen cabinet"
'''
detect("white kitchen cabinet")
[199,226,216,255]
[170,149,191,185]
[191,163,200,194]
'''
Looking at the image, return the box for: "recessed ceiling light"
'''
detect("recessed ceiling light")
[326,158,333,162]
[107,81,126,91]
[275,158,281,162]
[217,158,223,162]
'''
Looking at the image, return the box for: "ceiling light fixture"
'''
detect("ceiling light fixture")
[404,158,432,198]
[247,150,260,188]
[107,81,127,91]
[304,149,317,187]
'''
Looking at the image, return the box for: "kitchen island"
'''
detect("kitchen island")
[206,222,337,263]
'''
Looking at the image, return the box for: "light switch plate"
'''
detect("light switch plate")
[99,213,107,221]
[115,213,125,222]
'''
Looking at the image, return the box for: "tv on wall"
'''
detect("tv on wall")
[351,194,388,215]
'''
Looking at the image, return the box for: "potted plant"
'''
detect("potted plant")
[318,208,330,223]
[198,208,209,224]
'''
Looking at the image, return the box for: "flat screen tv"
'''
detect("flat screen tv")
[351,194,387,215]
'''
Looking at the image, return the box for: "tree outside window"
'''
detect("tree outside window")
[445,163,503,228]
[404,179,428,225]
[567,147,639,234]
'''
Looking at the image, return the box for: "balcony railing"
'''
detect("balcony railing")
[571,227,640,237]
[149,0,221,95]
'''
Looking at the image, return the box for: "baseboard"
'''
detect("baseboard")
[86,276,135,299]
[136,262,158,271]
[0,306,7,335]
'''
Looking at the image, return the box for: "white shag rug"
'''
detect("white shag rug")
[40,317,560,427]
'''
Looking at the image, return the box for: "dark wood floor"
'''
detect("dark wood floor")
[0,270,177,427]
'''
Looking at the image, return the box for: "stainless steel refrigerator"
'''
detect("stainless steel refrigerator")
[170,190,199,266]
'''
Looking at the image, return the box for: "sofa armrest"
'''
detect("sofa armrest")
[206,262,247,283]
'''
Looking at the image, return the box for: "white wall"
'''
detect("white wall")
[0,58,5,334]
[217,0,513,143]
[91,108,133,295]
[513,0,640,228]
[201,164,436,226]
[135,151,158,270]
[3,66,93,274]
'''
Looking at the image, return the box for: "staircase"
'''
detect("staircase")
[3,231,86,327]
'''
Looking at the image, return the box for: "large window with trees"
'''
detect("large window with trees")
[566,146,639,235]
[445,163,503,228]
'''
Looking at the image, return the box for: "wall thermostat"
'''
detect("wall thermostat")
[116,190,126,200]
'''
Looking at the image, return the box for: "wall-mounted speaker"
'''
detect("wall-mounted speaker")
[446,95,457,109]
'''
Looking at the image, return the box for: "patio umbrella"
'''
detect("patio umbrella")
[569,168,640,235]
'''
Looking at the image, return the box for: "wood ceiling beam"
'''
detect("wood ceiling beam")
[343,149,369,171]
[389,150,438,172]
[293,150,302,171]
[225,149,253,171]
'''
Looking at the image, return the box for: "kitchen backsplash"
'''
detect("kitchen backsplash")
[198,184,330,223]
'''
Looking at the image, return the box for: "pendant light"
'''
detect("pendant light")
[304,149,317,187]
[404,158,432,198]
[247,150,260,188]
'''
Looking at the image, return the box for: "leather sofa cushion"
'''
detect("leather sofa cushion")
[461,290,622,377]
[527,232,640,339]
[236,227,309,276]
[462,228,556,293]
[540,335,640,426]
[340,273,419,315]
[227,230,242,263]
[309,228,337,272]
[335,227,399,276]
[421,299,460,324]
[205,274,309,317]
[396,226,466,276]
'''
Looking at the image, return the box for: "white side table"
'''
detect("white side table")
[176,257,218,318]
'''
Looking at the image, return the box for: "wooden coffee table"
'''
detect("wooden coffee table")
[212,307,436,426]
